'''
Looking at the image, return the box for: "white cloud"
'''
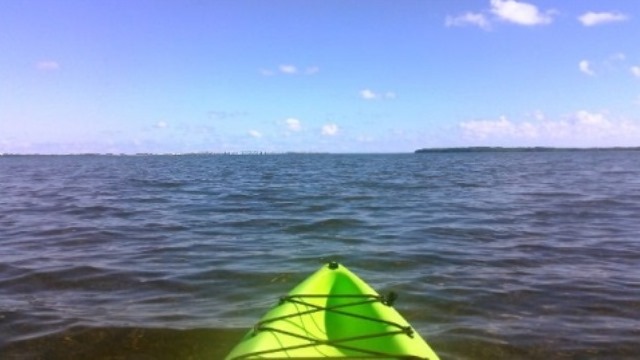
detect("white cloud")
[279,64,298,74]
[360,89,378,100]
[579,60,595,76]
[460,111,640,146]
[321,123,339,136]
[490,0,553,26]
[460,116,531,139]
[445,12,491,30]
[578,12,628,26]
[155,121,168,129]
[631,66,640,78]
[261,64,319,76]
[248,130,263,138]
[575,110,608,126]
[360,89,396,100]
[36,60,60,71]
[285,118,302,132]
[446,0,553,30]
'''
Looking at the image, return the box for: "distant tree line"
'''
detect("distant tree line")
[415,147,640,153]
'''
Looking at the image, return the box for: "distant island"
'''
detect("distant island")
[415,147,640,153]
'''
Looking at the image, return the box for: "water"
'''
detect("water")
[1,152,639,359]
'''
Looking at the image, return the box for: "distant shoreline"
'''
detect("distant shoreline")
[415,147,640,153]
[2,147,640,156]
[0,151,330,157]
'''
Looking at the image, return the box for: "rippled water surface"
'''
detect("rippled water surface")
[1,152,639,359]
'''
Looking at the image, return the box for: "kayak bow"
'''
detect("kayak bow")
[225,262,440,359]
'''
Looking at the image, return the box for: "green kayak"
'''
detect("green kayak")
[224,262,440,359]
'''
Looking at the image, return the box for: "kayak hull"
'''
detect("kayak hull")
[224,262,440,359]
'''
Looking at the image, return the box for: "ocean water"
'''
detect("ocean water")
[1,152,639,359]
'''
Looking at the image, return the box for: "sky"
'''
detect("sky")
[1,0,639,154]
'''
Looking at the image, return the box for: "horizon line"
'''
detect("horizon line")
[3,146,640,156]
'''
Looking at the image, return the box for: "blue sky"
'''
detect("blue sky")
[1,0,639,154]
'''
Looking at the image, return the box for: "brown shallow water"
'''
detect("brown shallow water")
[3,326,638,359]
[2,327,244,359]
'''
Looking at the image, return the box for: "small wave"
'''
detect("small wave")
[0,265,129,292]
[285,218,368,233]
[128,178,186,189]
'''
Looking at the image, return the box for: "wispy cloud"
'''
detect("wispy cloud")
[578,12,629,26]
[155,121,168,129]
[208,110,248,121]
[248,130,263,138]
[460,116,533,139]
[360,89,396,100]
[35,60,60,71]
[261,64,319,76]
[445,12,491,30]
[608,52,626,63]
[321,123,339,136]
[490,0,554,26]
[579,60,595,76]
[579,54,639,78]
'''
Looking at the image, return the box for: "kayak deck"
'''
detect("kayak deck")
[224,262,440,360]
